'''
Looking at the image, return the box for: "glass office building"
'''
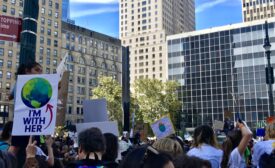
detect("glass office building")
[168,19,275,128]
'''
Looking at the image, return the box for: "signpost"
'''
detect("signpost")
[0,15,22,42]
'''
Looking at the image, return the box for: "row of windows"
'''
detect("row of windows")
[0,71,12,79]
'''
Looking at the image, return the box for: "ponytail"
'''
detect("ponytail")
[221,137,233,168]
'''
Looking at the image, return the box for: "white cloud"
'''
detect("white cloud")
[71,0,118,4]
[71,7,118,18]
[196,0,228,13]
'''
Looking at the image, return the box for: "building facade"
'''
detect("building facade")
[119,0,195,83]
[62,22,122,123]
[0,0,62,123]
[242,0,275,22]
[168,18,275,128]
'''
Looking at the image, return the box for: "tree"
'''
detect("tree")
[133,79,182,123]
[92,76,122,127]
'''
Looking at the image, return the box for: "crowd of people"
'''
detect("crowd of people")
[0,120,274,168]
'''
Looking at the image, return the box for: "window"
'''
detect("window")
[48,19,52,26]
[2,5,7,13]
[6,82,10,90]
[8,50,12,57]
[46,48,50,56]
[55,12,59,18]
[53,50,57,57]
[47,39,51,46]
[54,31,58,37]
[39,47,44,54]
[0,60,3,67]
[54,21,58,28]
[41,7,45,14]
[41,17,45,24]
[0,48,4,56]
[54,40,58,47]
[55,3,59,10]
[11,0,16,4]
[47,29,51,35]
[49,0,52,6]
[48,10,52,16]
[11,8,15,15]
[0,71,3,78]
[40,37,44,44]
[6,72,11,79]
[40,27,44,34]
[7,61,12,68]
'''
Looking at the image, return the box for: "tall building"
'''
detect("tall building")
[62,0,70,21]
[119,0,195,83]
[62,22,122,123]
[242,0,275,22]
[0,0,63,123]
[168,18,275,129]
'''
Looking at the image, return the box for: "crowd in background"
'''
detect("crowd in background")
[0,120,274,168]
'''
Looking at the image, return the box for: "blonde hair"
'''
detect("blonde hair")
[265,122,275,139]
[152,138,183,157]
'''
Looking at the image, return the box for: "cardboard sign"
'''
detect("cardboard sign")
[76,121,119,136]
[83,99,108,122]
[0,15,22,42]
[150,116,175,139]
[12,74,59,135]
[56,53,68,80]
[213,120,224,130]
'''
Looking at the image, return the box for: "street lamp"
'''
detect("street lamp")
[263,21,274,117]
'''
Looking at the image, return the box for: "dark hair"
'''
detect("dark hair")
[102,133,119,162]
[173,154,211,168]
[78,127,105,153]
[221,130,242,168]
[1,121,13,141]
[120,145,173,168]
[16,62,41,77]
[193,125,218,148]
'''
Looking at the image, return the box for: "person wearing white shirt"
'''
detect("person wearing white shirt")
[221,121,252,168]
[252,122,275,167]
[187,125,223,168]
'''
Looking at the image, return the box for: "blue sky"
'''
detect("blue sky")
[70,0,243,38]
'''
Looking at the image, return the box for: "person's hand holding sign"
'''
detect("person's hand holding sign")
[26,136,37,159]
[24,136,39,168]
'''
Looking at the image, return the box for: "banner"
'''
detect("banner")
[150,116,175,139]
[12,74,59,135]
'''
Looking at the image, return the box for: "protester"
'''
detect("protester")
[173,154,211,168]
[0,121,13,151]
[153,137,183,158]
[24,137,39,168]
[187,125,223,168]
[252,122,275,167]
[9,61,43,167]
[221,120,252,168]
[120,145,174,168]
[66,127,106,167]
[102,133,119,168]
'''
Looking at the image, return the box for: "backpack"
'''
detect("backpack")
[259,149,275,168]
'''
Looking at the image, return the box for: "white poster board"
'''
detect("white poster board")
[83,99,108,122]
[76,121,119,136]
[213,120,224,130]
[150,116,175,139]
[12,74,59,135]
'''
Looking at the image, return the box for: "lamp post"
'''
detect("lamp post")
[263,21,274,116]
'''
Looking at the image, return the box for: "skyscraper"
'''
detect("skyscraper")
[62,0,70,21]
[119,0,195,83]
[242,0,275,22]
[168,18,275,128]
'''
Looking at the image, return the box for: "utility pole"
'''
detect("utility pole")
[263,21,274,117]
[19,0,39,65]
[122,46,130,132]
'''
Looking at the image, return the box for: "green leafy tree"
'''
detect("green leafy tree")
[133,79,182,123]
[92,76,122,126]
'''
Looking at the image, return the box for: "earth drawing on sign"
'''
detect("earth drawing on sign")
[21,78,52,109]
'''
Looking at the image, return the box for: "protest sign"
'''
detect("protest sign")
[76,121,119,136]
[12,74,59,135]
[150,116,175,139]
[213,120,224,130]
[83,99,108,122]
[56,52,68,80]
